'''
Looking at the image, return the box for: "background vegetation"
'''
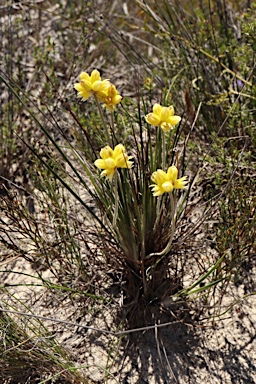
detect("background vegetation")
[0,0,255,383]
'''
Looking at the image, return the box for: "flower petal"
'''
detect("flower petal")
[167,166,178,181]
[81,79,92,91]
[104,158,116,168]
[79,72,90,81]
[101,79,111,89]
[167,115,181,126]
[113,144,126,157]
[94,159,106,169]
[92,80,105,92]
[113,95,122,104]
[160,122,173,132]
[116,154,133,168]
[151,169,167,184]
[162,181,174,192]
[100,146,113,159]
[145,113,161,126]
[152,103,162,116]
[96,90,108,102]
[74,83,83,92]
[101,168,115,180]
[160,106,171,121]
[167,106,174,116]
[173,176,188,189]
[90,69,101,82]
[150,184,163,196]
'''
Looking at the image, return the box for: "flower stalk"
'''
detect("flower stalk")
[162,131,166,170]
[94,94,111,144]
[145,192,176,260]
[113,174,118,228]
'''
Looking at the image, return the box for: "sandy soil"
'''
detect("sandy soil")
[1,257,255,384]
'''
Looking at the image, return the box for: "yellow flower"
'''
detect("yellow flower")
[150,166,188,196]
[100,84,122,111]
[94,144,133,181]
[144,77,153,89]
[145,103,181,132]
[74,69,110,101]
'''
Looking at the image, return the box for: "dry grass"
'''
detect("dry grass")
[0,0,255,383]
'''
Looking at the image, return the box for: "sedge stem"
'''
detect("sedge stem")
[145,191,176,260]
[94,95,111,144]
[110,111,116,145]
[112,173,118,228]
[162,131,166,170]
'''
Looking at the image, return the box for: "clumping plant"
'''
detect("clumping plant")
[0,59,232,333]
[72,69,192,318]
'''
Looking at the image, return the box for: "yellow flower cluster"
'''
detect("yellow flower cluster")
[74,69,188,192]
[101,84,122,111]
[94,144,133,181]
[145,103,181,132]
[150,166,188,196]
[74,69,122,110]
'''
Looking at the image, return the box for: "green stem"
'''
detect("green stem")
[153,195,163,232]
[145,191,176,260]
[94,95,111,144]
[112,173,118,227]
[162,130,166,170]
[110,111,116,145]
